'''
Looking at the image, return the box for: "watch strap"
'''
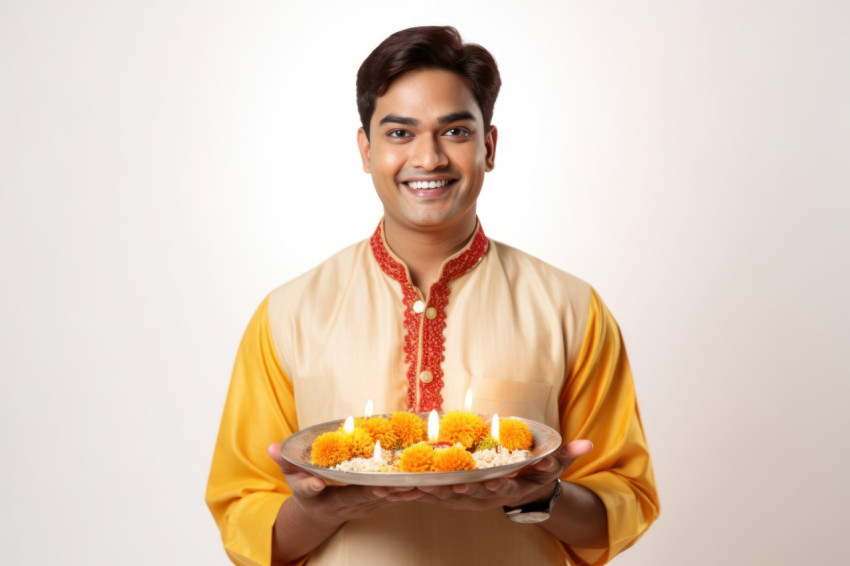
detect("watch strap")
[503,478,562,521]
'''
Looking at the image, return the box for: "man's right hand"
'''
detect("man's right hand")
[266,443,423,562]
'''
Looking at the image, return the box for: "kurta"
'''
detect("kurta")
[206,222,659,566]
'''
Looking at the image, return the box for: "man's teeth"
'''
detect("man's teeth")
[407,179,451,189]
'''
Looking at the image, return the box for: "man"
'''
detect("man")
[206,26,659,566]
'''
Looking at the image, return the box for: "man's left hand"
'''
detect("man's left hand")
[408,439,593,511]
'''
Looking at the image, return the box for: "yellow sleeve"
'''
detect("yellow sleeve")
[205,298,302,566]
[558,288,660,566]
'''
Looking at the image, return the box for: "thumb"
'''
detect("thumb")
[267,443,301,474]
[563,439,593,460]
[267,443,285,465]
[267,443,326,493]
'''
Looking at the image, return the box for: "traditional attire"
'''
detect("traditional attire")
[206,222,659,566]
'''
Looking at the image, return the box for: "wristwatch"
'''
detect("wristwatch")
[503,478,561,524]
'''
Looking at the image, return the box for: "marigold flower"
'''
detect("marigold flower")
[399,443,434,472]
[432,445,476,472]
[310,431,351,468]
[390,412,427,448]
[499,418,534,451]
[344,428,376,459]
[438,410,486,449]
[357,417,399,450]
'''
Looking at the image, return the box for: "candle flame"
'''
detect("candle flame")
[428,410,439,442]
[365,400,373,418]
[491,413,500,442]
[343,416,354,434]
[373,440,382,461]
[464,388,472,412]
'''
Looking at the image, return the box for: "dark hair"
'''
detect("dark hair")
[356,26,501,139]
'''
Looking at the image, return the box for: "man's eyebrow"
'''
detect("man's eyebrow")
[438,111,476,125]
[378,114,418,126]
[377,111,478,127]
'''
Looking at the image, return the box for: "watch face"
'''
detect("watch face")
[507,511,550,524]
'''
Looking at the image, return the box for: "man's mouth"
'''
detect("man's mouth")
[403,179,455,190]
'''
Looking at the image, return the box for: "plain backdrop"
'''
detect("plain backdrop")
[2,1,848,564]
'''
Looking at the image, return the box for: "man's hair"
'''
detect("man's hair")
[356,26,501,139]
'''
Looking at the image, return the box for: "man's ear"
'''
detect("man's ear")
[485,125,498,172]
[357,128,371,174]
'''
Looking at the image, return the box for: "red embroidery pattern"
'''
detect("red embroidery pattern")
[370,222,489,412]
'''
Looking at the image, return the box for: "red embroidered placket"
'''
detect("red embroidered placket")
[370,222,489,412]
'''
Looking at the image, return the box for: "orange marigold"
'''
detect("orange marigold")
[390,412,427,448]
[357,417,399,450]
[399,442,434,472]
[310,431,351,468]
[499,418,534,451]
[432,445,476,472]
[344,428,375,459]
[438,410,486,449]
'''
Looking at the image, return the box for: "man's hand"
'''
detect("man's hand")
[266,443,423,526]
[412,440,593,512]
[267,443,425,563]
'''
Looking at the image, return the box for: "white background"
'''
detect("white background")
[2,1,848,564]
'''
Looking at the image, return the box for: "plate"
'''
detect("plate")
[280,414,562,487]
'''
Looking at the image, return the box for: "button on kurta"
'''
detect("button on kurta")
[413,300,425,313]
[425,307,437,319]
[419,370,433,384]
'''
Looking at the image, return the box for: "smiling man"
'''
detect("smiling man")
[206,26,659,566]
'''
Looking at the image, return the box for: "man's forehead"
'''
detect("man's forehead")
[372,69,482,123]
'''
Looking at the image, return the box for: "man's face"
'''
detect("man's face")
[357,68,497,236]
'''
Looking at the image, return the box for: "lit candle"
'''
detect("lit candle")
[365,400,373,418]
[373,440,382,462]
[491,413,500,442]
[428,410,439,442]
[464,388,473,412]
[343,416,355,434]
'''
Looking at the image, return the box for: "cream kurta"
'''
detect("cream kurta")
[206,223,659,566]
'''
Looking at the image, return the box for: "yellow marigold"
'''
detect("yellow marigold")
[310,431,351,468]
[499,418,534,451]
[390,412,427,448]
[344,428,375,459]
[432,445,476,472]
[357,417,399,450]
[438,410,486,449]
[399,442,434,472]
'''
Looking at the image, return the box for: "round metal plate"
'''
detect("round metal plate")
[279,414,562,487]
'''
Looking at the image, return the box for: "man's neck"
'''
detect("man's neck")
[382,215,477,294]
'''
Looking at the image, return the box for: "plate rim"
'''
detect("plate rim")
[279,413,562,487]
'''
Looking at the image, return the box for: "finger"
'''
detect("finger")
[450,483,496,497]
[483,478,509,492]
[386,490,424,502]
[530,454,560,473]
[564,439,593,459]
[371,486,415,497]
[284,473,327,498]
[267,443,303,475]
[533,440,594,473]
[267,443,285,466]
[416,486,457,500]
[266,443,328,493]
[459,481,507,499]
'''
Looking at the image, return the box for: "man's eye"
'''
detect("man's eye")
[445,127,469,137]
[388,129,410,138]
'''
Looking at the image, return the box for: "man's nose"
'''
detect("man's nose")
[410,136,448,170]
